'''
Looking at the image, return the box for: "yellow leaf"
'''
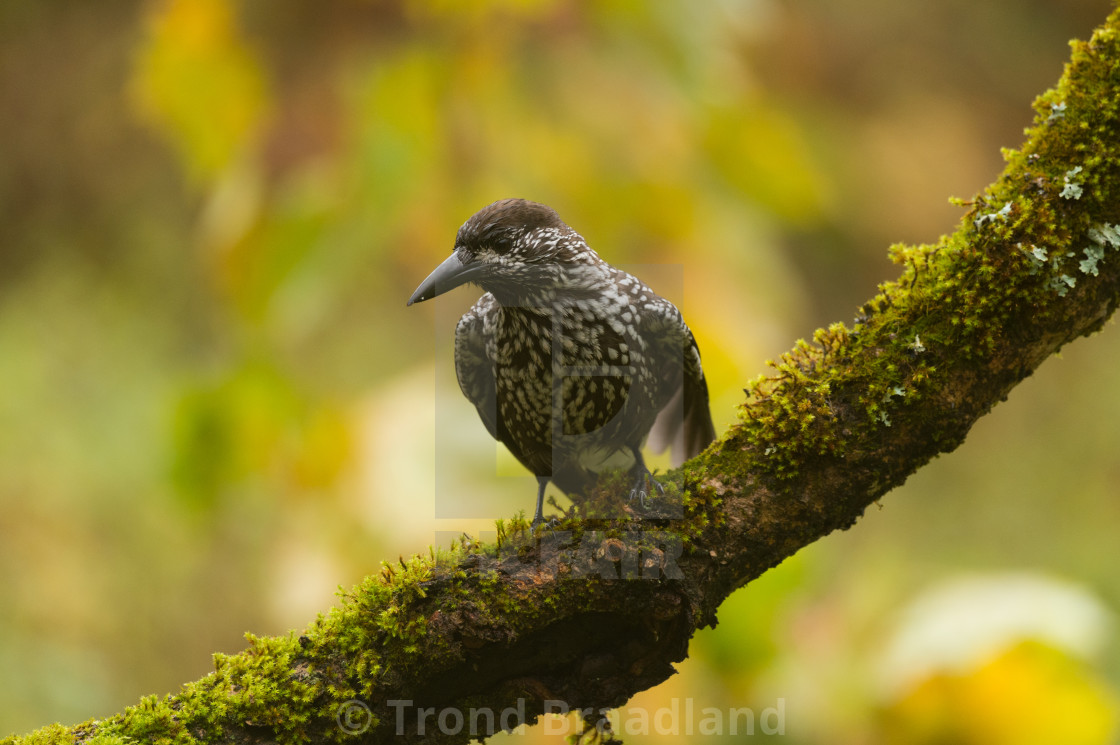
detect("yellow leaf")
[887,642,1119,745]
[132,0,268,181]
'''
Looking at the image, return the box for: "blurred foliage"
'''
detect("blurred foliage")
[132,0,268,181]
[1,0,1118,742]
[882,640,1117,745]
[170,359,353,509]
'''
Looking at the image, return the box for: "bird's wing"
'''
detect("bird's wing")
[679,329,717,459]
[647,320,717,466]
[454,294,501,441]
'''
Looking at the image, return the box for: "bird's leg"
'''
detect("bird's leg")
[532,476,549,527]
[628,448,664,508]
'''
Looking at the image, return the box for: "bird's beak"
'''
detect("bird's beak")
[407,253,485,306]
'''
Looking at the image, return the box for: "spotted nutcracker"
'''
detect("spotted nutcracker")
[408,198,716,525]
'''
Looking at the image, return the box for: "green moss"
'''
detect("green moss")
[0,725,78,745]
[711,12,1120,489]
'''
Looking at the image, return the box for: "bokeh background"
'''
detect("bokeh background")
[2,0,1119,742]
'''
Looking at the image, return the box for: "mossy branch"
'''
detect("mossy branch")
[9,9,1120,745]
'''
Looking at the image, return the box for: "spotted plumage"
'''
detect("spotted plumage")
[408,198,716,525]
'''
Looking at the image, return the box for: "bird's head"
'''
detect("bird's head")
[407,198,600,306]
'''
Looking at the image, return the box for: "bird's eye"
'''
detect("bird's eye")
[490,233,515,254]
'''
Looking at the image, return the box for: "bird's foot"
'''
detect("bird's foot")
[628,468,665,508]
[530,477,550,529]
[530,515,561,531]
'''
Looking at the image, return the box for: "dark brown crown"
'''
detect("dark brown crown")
[456,198,568,255]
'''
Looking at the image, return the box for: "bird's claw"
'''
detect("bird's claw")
[628,472,664,508]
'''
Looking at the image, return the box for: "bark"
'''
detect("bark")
[8,8,1120,745]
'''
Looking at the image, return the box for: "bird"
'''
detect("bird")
[407,198,716,526]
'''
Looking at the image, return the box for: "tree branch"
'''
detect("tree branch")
[10,8,1120,745]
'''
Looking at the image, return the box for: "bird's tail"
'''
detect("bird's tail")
[648,382,717,466]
